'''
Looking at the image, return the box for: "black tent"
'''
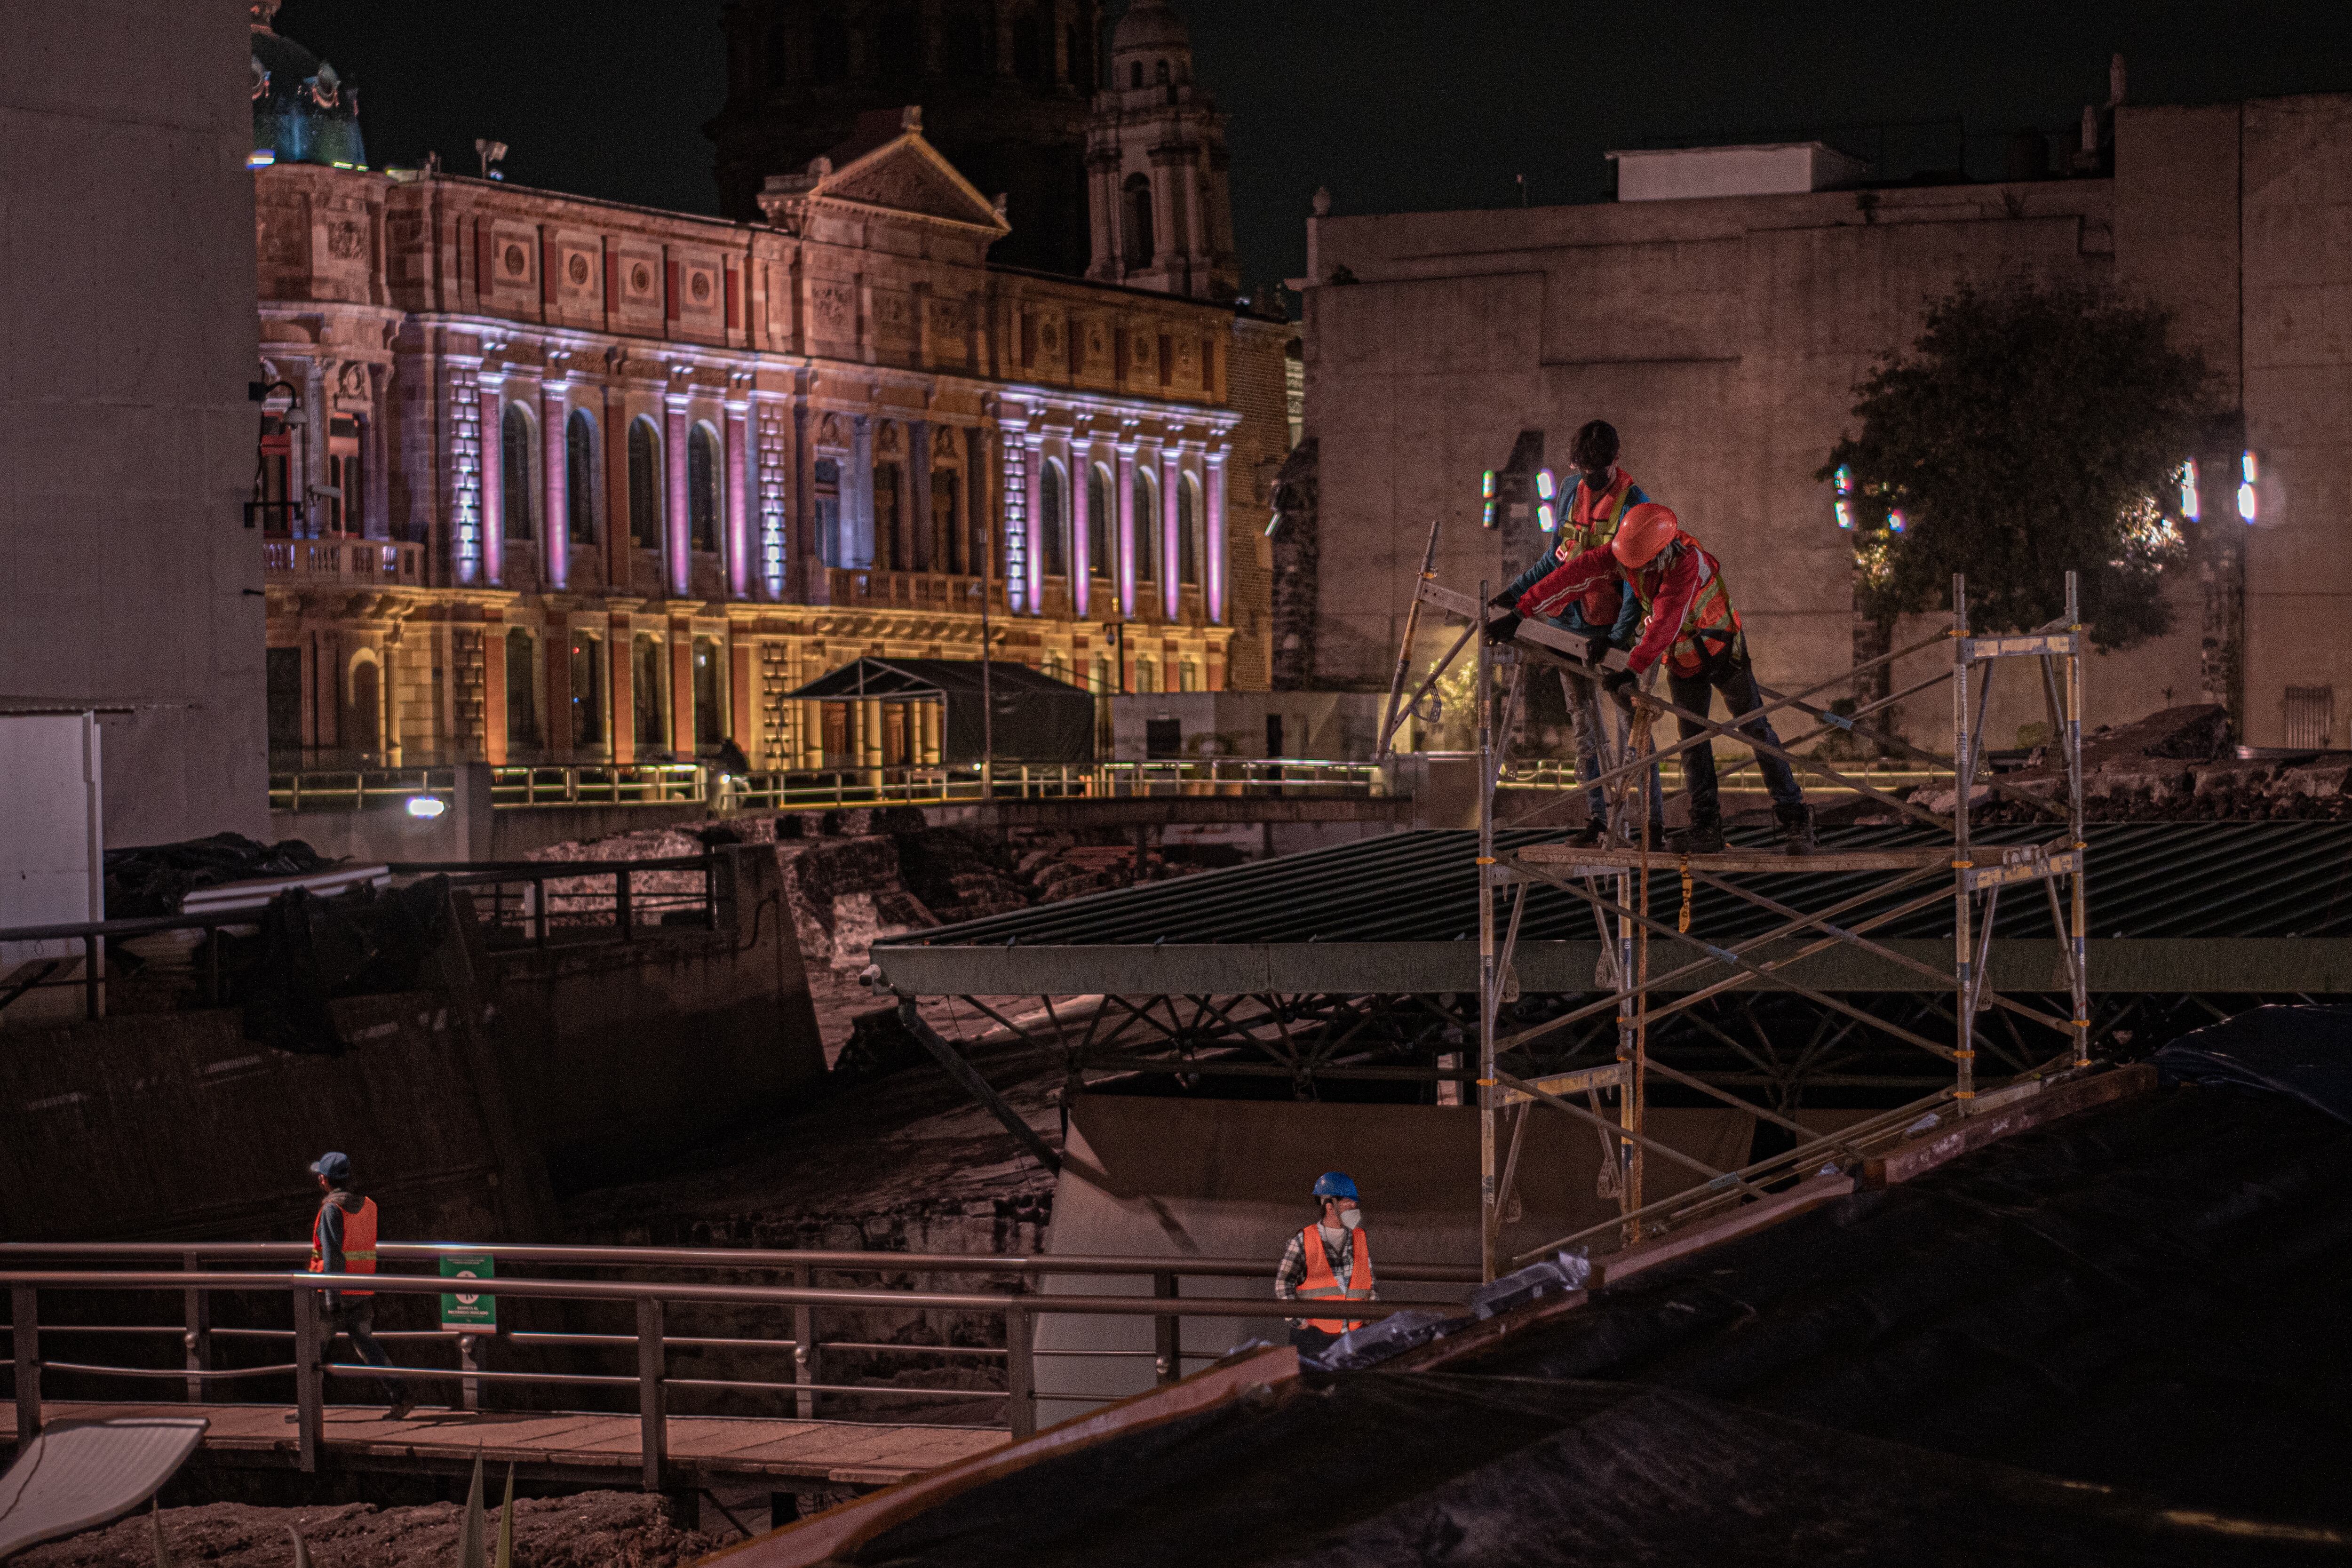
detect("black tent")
[780,658,1095,764]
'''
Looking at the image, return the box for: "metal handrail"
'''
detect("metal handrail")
[4,1266,1455,1469]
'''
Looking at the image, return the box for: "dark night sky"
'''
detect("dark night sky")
[278,0,2351,300]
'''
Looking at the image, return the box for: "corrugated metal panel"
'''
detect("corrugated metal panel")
[888,824,2352,952]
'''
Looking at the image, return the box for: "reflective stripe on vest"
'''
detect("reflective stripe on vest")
[1639,534,1743,676]
[1549,477,1637,568]
[1296,1223,1374,1335]
[310,1195,379,1297]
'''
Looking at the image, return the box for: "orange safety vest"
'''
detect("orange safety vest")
[1296,1223,1374,1334]
[1565,474,1638,557]
[1634,532,1743,677]
[310,1195,378,1297]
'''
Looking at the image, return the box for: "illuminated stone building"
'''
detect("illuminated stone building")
[255,74,1289,771]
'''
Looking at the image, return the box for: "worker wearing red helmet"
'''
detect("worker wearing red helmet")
[1509,502,1813,854]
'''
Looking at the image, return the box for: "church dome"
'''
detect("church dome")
[1111,0,1191,58]
[251,0,366,169]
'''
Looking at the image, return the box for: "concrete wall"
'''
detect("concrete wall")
[1109,690,1387,759]
[0,0,266,844]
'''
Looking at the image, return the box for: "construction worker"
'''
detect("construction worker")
[1274,1170,1375,1358]
[1516,502,1814,855]
[1488,420,1662,844]
[307,1152,409,1420]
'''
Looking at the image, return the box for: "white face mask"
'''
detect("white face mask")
[1339,1206,1363,1231]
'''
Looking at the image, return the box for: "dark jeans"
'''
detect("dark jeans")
[1667,642,1804,820]
[326,1298,405,1406]
[1551,610,1663,831]
[1290,1325,1341,1358]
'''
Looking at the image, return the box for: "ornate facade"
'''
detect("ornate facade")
[256,109,1285,771]
[1085,0,1238,300]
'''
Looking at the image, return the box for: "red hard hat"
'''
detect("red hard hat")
[1613,502,1680,568]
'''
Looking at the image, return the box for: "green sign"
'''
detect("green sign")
[439,1254,496,1330]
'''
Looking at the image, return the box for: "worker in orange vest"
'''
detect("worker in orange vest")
[1514,502,1814,854]
[307,1152,409,1420]
[1274,1170,1375,1357]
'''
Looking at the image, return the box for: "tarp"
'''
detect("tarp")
[1035,1093,1756,1411]
[780,659,1094,764]
[2148,1003,2352,1123]
[0,1418,207,1559]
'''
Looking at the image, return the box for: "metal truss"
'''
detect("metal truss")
[1385,545,2099,1279]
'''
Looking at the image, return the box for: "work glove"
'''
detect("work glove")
[1584,635,1613,668]
[1600,666,1637,697]
[1485,610,1524,645]
[1488,589,1518,611]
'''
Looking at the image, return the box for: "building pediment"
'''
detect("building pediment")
[758,108,1010,240]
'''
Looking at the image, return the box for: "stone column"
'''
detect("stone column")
[670,629,695,756]
[793,397,826,602]
[303,357,329,533]
[609,624,635,764]
[665,395,691,597]
[478,378,505,585]
[603,383,629,589]
[1070,436,1091,616]
[1022,431,1045,613]
[541,382,569,589]
[483,616,509,766]
[850,414,875,568]
[908,421,934,573]
[1160,445,1181,620]
[725,400,751,598]
[1205,446,1228,624]
[1115,441,1137,618]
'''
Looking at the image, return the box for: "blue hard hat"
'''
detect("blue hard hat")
[1311,1170,1359,1201]
[310,1151,353,1182]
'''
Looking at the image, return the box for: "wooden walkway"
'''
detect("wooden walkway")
[6,1401,1006,1490]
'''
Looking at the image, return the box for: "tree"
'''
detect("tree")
[1820,281,2219,651]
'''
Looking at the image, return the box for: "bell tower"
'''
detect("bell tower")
[1085,0,1238,301]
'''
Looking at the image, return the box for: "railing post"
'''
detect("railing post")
[636,1297,667,1491]
[1153,1272,1180,1385]
[183,1255,211,1403]
[532,877,549,949]
[13,1285,39,1448]
[459,1333,481,1412]
[1004,1305,1036,1440]
[791,1265,815,1422]
[614,868,633,940]
[292,1285,323,1473]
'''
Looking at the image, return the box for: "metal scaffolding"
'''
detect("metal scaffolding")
[1391,555,2096,1280]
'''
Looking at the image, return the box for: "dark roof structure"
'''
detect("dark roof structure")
[781,658,1094,764]
[872,822,2352,996]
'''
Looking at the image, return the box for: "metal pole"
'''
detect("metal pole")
[636,1297,667,1491]
[1952,574,1976,1106]
[2066,570,2090,1067]
[183,1255,210,1404]
[292,1286,322,1473]
[12,1285,38,1448]
[1379,518,1443,760]
[459,1334,481,1412]
[1476,581,1499,1284]
[1152,1272,1180,1385]
[1005,1305,1036,1440]
[791,1265,815,1421]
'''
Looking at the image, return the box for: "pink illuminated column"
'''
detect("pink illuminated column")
[1069,437,1091,617]
[1022,432,1044,614]
[1115,441,1138,618]
[541,383,569,590]
[1205,448,1228,624]
[477,381,505,586]
[725,401,751,599]
[664,395,690,597]
[1160,446,1181,620]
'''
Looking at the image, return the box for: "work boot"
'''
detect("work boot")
[1570,818,1606,848]
[1776,802,1817,855]
[385,1398,412,1422]
[1669,807,1725,855]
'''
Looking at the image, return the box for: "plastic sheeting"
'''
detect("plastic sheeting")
[221,877,454,1055]
[834,1373,2335,1567]
[103,832,332,918]
[2150,1003,2352,1124]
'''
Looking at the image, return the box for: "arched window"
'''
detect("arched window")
[1154,57,1169,84]
[1132,467,1159,585]
[1122,174,1154,267]
[1088,464,1114,579]
[1040,459,1068,577]
[931,468,961,572]
[1178,471,1201,584]
[565,411,597,545]
[501,403,537,542]
[505,629,538,748]
[627,417,662,548]
[569,631,605,748]
[812,13,849,82]
[692,637,724,747]
[688,422,722,552]
[814,457,842,568]
[873,462,903,569]
[633,633,667,749]
[348,653,381,758]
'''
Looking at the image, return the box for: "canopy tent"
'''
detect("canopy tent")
[780,658,1095,764]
